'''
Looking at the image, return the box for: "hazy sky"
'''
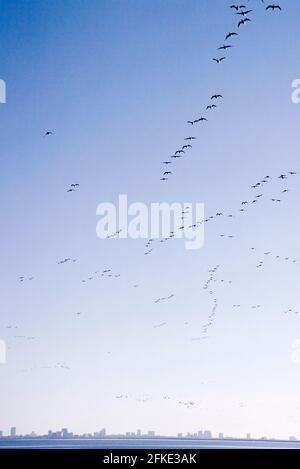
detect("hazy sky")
[1,0,300,439]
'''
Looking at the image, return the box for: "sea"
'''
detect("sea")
[1,438,300,449]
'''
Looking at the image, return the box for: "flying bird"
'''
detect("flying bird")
[211,94,223,100]
[44,131,54,137]
[238,18,251,27]
[231,5,246,10]
[225,32,238,40]
[266,5,282,11]
[218,45,233,50]
[237,9,252,16]
[213,57,226,64]
[194,117,207,122]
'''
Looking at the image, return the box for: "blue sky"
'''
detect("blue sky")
[1,0,300,439]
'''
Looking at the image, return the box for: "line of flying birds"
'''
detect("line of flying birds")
[159,3,282,182]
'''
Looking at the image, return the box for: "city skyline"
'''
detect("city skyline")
[0,426,299,443]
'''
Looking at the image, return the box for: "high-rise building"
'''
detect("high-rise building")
[218,433,224,439]
[246,433,251,440]
[137,429,141,437]
[0,431,3,438]
[10,427,16,438]
[62,428,68,438]
[148,431,155,437]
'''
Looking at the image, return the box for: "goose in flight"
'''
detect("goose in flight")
[184,136,196,140]
[225,32,238,40]
[44,131,54,137]
[211,94,223,100]
[237,9,252,16]
[218,45,233,50]
[266,4,282,11]
[194,117,207,122]
[213,57,226,64]
[231,5,246,11]
[238,18,251,27]
[206,104,217,110]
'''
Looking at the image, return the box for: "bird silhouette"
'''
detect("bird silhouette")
[266,5,282,11]
[231,5,246,11]
[225,32,238,41]
[218,45,233,50]
[213,57,226,64]
[238,18,251,27]
[237,9,252,16]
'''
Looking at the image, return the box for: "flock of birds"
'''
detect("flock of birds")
[159,2,282,183]
[5,0,299,415]
[142,167,297,262]
[114,393,197,410]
